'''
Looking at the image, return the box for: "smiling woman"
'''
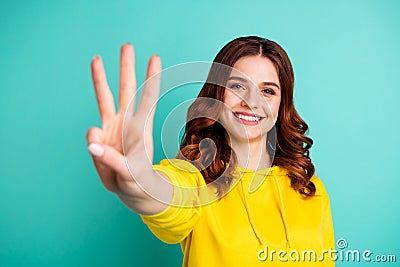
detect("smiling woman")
[220,56,281,155]
[87,36,335,267]
[178,37,317,198]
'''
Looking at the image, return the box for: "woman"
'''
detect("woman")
[87,36,335,266]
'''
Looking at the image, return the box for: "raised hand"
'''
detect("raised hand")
[86,43,171,214]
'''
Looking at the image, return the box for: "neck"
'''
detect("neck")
[231,136,272,171]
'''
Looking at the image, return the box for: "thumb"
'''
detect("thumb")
[86,126,131,181]
[87,142,131,180]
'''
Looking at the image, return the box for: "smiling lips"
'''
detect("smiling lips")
[232,111,265,125]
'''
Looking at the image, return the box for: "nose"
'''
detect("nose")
[240,86,259,109]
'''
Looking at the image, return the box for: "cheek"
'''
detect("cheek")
[264,95,279,106]
[272,100,280,115]
[223,91,242,108]
[263,97,281,119]
[271,98,281,119]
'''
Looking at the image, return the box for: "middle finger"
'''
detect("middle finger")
[118,43,137,115]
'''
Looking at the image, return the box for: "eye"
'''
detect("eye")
[228,83,245,90]
[262,88,275,95]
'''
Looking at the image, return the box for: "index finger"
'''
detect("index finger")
[91,56,116,127]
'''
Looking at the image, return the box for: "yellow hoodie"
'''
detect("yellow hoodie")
[140,159,335,266]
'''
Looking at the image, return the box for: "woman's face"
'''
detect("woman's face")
[218,55,281,143]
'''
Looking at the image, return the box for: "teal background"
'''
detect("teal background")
[1,0,399,266]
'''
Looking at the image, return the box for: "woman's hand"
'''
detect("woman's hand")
[86,43,166,208]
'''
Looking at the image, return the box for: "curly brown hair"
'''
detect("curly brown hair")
[177,36,316,198]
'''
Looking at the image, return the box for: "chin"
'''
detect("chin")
[230,131,266,143]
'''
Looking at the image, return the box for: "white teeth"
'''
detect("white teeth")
[237,114,260,122]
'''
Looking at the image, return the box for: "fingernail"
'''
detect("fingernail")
[92,55,101,61]
[88,143,104,157]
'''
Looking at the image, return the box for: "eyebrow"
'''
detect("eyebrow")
[227,76,281,90]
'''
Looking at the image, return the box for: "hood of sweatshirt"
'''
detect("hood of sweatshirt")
[235,165,291,248]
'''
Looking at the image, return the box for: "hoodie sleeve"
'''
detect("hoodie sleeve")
[139,159,205,244]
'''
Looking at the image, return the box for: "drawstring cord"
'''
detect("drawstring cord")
[238,167,292,248]
[239,178,264,245]
[273,174,291,248]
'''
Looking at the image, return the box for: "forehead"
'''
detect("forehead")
[231,56,279,85]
